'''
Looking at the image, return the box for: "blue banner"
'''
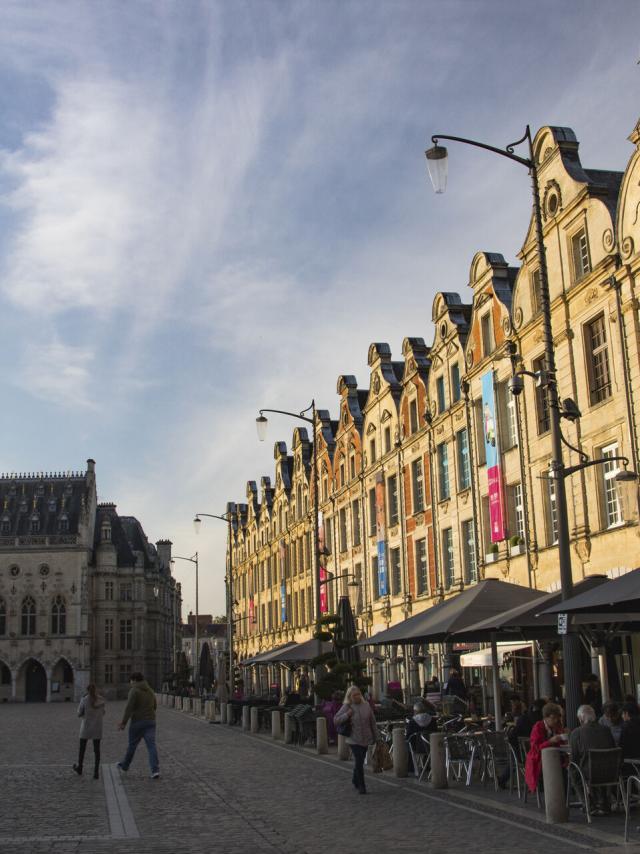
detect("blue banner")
[280,581,287,624]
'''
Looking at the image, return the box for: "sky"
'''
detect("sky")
[0,0,638,618]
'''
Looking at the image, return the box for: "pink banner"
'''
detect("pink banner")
[487,465,506,542]
[320,566,328,614]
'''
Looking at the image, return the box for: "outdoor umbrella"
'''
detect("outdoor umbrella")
[269,638,332,663]
[543,568,640,617]
[335,595,360,665]
[359,579,542,646]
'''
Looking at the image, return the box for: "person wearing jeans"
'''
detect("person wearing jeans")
[117,672,160,778]
[334,685,379,794]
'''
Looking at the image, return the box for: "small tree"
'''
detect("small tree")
[311,613,371,700]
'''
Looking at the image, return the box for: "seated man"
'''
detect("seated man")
[406,700,437,773]
[569,704,615,814]
[620,701,640,773]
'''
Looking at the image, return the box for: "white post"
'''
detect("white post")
[392,725,408,777]
[271,710,281,740]
[490,633,503,731]
[429,732,448,789]
[242,705,250,731]
[338,734,350,761]
[250,706,259,733]
[316,716,328,754]
[284,713,294,744]
[220,702,227,724]
[542,748,568,824]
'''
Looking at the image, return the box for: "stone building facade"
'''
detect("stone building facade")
[227,117,640,693]
[0,460,181,701]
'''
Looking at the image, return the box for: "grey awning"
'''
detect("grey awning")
[242,642,298,666]
[543,568,640,616]
[453,575,608,641]
[359,579,542,645]
[269,639,332,663]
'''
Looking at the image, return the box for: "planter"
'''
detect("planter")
[485,552,499,564]
[510,543,526,556]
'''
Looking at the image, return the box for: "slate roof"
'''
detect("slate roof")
[0,471,91,537]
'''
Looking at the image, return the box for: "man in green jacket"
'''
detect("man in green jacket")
[117,672,160,778]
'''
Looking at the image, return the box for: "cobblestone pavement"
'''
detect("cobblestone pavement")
[2,702,640,854]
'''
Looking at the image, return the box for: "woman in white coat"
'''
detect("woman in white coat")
[73,684,106,779]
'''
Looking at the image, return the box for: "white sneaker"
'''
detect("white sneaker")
[151,771,160,779]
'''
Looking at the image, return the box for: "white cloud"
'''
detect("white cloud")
[17,336,96,409]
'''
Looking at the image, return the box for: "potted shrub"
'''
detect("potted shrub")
[509,535,525,556]
[485,542,500,563]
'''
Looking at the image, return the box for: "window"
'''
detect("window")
[481,312,494,357]
[387,475,399,526]
[371,555,380,600]
[352,500,361,546]
[585,315,611,405]
[533,356,550,434]
[369,488,377,536]
[415,539,428,595]
[508,483,526,543]
[390,547,402,595]
[369,438,377,465]
[474,400,486,465]
[547,479,559,546]
[409,399,419,434]
[325,516,333,553]
[531,268,541,315]
[51,596,66,634]
[339,507,348,552]
[571,227,591,282]
[322,475,328,501]
[436,376,446,413]
[104,664,113,685]
[104,618,113,650]
[412,459,425,513]
[462,520,477,585]
[437,443,450,500]
[384,427,391,454]
[120,583,132,602]
[105,581,114,601]
[451,363,461,404]
[456,428,471,490]
[1,517,9,534]
[442,528,455,589]
[602,443,622,529]
[506,391,518,449]
[354,563,363,615]
[120,619,133,651]
[30,515,40,533]
[0,598,5,635]
[339,461,345,487]
[119,663,132,684]
[21,596,36,635]
[350,454,356,480]
[299,594,306,627]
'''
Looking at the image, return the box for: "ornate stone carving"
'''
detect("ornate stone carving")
[372,373,381,394]
[502,316,512,336]
[514,307,523,330]
[621,235,635,260]
[602,228,615,252]
[466,349,474,369]
[584,286,600,305]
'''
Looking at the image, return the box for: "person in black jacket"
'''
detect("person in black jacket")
[620,701,640,772]
[443,670,467,700]
[406,700,437,773]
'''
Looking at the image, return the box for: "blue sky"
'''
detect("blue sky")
[0,0,638,616]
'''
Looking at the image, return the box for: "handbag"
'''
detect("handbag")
[371,740,393,773]
[336,718,352,737]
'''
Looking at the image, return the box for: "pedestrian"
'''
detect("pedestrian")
[73,683,106,779]
[334,684,379,795]
[117,672,160,779]
[443,669,467,700]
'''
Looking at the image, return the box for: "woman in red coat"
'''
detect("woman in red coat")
[525,702,565,793]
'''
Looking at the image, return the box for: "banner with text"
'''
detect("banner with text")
[375,474,389,596]
[481,370,506,542]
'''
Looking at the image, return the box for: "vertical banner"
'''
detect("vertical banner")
[481,370,506,542]
[280,581,287,624]
[318,511,328,614]
[249,594,255,625]
[375,474,389,596]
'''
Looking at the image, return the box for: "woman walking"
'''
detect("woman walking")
[73,684,106,779]
[334,685,379,795]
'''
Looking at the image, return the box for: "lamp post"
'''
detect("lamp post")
[193,511,235,696]
[425,126,638,726]
[171,553,199,690]
[256,400,322,698]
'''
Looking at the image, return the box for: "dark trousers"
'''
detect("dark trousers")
[350,744,368,791]
[78,738,101,774]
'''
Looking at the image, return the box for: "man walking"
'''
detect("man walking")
[117,672,160,778]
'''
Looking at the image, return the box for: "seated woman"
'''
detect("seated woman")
[406,700,438,772]
[525,702,566,794]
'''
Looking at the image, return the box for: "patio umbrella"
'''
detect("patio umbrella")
[543,568,640,617]
[359,579,542,645]
[269,638,332,663]
[335,595,360,665]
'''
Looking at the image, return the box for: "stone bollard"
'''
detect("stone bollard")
[220,702,227,724]
[392,725,408,777]
[338,734,350,761]
[250,707,259,733]
[168,695,174,708]
[316,716,329,755]
[177,697,183,711]
[429,733,448,789]
[204,700,211,720]
[284,713,294,744]
[542,748,568,824]
[271,710,281,740]
[183,698,191,713]
[242,706,250,731]
[227,704,234,726]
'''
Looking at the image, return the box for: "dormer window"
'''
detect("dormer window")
[58,515,69,533]
[19,499,27,513]
[30,515,40,533]
[481,312,494,357]
[101,523,111,542]
[64,482,73,496]
[48,498,57,512]
[36,484,45,497]
[1,517,10,535]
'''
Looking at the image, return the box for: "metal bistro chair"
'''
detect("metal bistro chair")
[445,734,477,786]
[407,732,431,783]
[484,731,521,797]
[566,747,624,823]
[518,736,542,808]
[625,775,640,842]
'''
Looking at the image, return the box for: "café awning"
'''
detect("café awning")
[543,568,640,616]
[242,642,298,666]
[459,642,532,668]
[269,639,332,663]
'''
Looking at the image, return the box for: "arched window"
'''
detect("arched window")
[0,598,5,635]
[51,596,66,635]
[21,596,36,635]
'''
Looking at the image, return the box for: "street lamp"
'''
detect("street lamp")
[425,125,610,726]
[192,511,235,697]
[255,400,322,697]
[171,553,199,690]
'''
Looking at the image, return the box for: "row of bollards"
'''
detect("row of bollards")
[158,694,567,824]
